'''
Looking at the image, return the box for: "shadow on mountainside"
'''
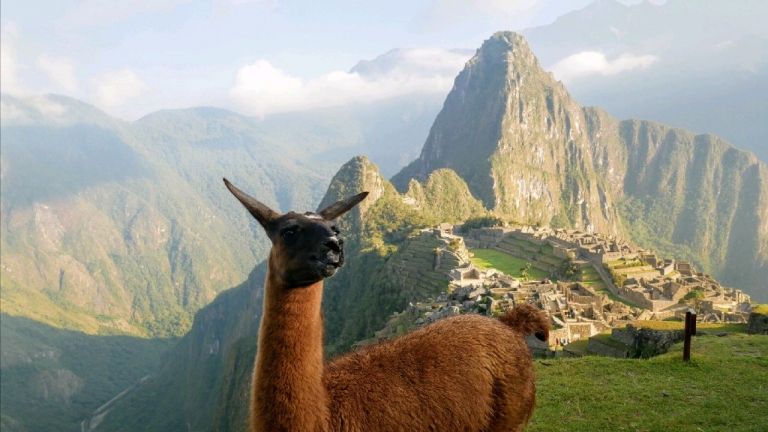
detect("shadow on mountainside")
[0,313,175,432]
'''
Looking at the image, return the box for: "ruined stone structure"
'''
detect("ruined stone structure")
[359,224,757,359]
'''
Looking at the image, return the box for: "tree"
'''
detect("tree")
[520,262,532,282]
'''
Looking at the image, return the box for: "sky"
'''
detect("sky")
[1,0,655,120]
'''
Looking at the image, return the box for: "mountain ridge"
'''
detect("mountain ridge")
[393,31,768,300]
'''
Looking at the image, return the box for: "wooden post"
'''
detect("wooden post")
[690,308,697,336]
[683,308,697,361]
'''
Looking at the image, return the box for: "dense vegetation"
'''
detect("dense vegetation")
[0,93,442,338]
[0,94,440,431]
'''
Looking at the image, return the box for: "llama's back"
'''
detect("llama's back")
[323,311,542,432]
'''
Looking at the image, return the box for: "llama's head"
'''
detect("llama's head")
[224,178,368,287]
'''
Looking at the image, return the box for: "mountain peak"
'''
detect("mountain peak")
[392,31,618,234]
[317,156,385,231]
[469,31,541,73]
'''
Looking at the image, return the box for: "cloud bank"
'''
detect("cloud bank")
[37,54,79,93]
[550,51,659,83]
[0,23,23,94]
[230,48,470,116]
[91,69,149,108]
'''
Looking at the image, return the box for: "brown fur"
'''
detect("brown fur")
[223,179,550,432]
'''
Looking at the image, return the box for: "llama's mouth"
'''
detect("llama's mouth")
[312,258,341,277]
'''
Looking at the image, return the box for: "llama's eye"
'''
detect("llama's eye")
[281,229,296,240]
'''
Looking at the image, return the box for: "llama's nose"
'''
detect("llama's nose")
[324,237,342,253]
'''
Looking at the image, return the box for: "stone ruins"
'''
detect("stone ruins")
[356,223,757,358]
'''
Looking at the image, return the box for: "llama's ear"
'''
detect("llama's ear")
[318,192,369,221]
[223,178,279,228]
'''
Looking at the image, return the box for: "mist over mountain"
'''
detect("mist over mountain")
[350,48,475,79]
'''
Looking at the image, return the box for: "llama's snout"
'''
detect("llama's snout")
[312,236,345,277]
[322,237,344,265]
[324,236,342,253]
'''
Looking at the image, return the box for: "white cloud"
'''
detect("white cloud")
[28,95,68,118]
[0,99,30,125]
[36,54,79,94]
[229,49,469,116]
[91,69,149,108]
[0,22,24,94]
[59,0,191,28]
[0,95,68,127]
[550,51,659,83]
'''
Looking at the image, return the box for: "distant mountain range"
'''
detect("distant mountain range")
[521,0,768,163]
[0,93,442,431]
[0,92,440,339]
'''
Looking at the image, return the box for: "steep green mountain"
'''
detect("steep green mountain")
[393,32,768,302]
[0,96,317,337]
[393,32,624,235]
[0,94,439,430]
[0,91,442,338]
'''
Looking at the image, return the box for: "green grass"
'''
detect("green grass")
[593,288,644,309]
[592,332,635,351]
[528,334,768,432]
[630,321,747,333]
[618,267,656,275]
[753,304,768,315]
[469,249,551,280]
[562,339,592,356]
[580,280,604,286]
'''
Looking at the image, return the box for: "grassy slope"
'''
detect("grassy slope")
[470,248,551,280]
[529,334,768,432]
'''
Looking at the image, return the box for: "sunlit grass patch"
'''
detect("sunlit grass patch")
[469,249,551,280]
[528,334,768,432]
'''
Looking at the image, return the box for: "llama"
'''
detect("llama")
[224,178,549,432]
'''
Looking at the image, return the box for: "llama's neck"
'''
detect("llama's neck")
[252,261,329,432]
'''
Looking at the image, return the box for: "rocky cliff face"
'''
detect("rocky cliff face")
[583,110,768,299]
[393,32,622,235]
[393,31,768,301]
